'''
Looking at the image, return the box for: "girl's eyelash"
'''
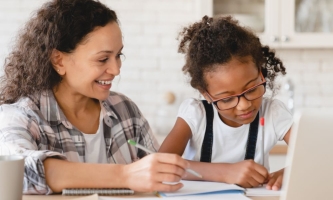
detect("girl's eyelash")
[221,98,233,103]
[247,87,257,93]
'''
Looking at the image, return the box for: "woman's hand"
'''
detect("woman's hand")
[266,168,284,190]
[224,160,269,188]
[122,153,189,192]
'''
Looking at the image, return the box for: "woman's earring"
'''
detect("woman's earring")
[57,69,60,72]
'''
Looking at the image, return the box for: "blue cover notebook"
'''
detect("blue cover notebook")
[157,180,245,197]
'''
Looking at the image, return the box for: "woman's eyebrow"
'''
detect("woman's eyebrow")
[95,46,124,55]
[95,50,112,54]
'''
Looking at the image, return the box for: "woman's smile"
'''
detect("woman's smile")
[95,79,112,90]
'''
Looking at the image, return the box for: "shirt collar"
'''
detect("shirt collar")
[101,101,118,120]
[39,90,118,129]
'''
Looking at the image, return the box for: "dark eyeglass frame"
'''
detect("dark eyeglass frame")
[205,73,267,111]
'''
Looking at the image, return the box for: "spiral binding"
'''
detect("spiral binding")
[62,188,134,196]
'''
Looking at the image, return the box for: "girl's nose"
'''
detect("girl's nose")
[236,96,252,111]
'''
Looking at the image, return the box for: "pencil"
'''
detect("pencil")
[260,117,265,167]
[127,139,202,178]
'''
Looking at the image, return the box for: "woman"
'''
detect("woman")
[0,0,188,195]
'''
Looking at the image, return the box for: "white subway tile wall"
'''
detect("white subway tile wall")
[1,0,333,137]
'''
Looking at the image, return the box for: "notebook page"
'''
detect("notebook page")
[158,180,244,197]
[99,192,250,200]
[245,185,281,196]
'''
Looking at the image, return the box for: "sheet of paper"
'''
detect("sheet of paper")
[158,180,244,197]
[245,185,281,196]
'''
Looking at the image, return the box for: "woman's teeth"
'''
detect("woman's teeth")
[96,80,112,85]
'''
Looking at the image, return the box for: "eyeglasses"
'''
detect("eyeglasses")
[205,73,266,111]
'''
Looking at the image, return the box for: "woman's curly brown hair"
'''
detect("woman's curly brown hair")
[0,0,118,105]
[178,15,286,93]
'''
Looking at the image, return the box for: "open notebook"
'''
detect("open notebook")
[157,180,280,197]
[157,180,243,197]
[246,185,280,196]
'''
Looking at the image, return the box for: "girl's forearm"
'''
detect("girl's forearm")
[185,160,231,182]
[44,158,126,193]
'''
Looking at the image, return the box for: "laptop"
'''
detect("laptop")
[280,108,333,200]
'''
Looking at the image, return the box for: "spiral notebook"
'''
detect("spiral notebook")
[62,188,134,196]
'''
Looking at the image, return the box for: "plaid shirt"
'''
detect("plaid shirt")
[0,90,159,194]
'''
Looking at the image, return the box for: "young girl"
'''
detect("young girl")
[159,16,293,191]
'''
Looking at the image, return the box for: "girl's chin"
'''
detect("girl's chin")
[238,115,258,125]
[226,115,257,127]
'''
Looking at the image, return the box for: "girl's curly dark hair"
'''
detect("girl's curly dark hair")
[0,0,118,105]
[178,15,286,93]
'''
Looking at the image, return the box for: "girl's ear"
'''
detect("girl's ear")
[50,49,66,76]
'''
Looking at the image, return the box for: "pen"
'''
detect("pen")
[260,117,265,167]
[127,139,202,178]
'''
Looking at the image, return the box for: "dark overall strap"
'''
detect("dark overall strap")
[244,112,260,160]
[200,100,260,162]
[200,100,214,162]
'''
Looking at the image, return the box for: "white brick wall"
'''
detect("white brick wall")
[1,0,333,137]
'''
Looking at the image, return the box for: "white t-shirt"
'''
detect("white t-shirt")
[82,110,108,163]
[179,97,293,171]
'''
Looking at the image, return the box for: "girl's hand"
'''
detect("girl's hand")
[266,168,284,190]
[123,153,189,192]
[225,160,269,188]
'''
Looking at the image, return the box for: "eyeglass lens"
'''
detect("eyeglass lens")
[216,84,265,110]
